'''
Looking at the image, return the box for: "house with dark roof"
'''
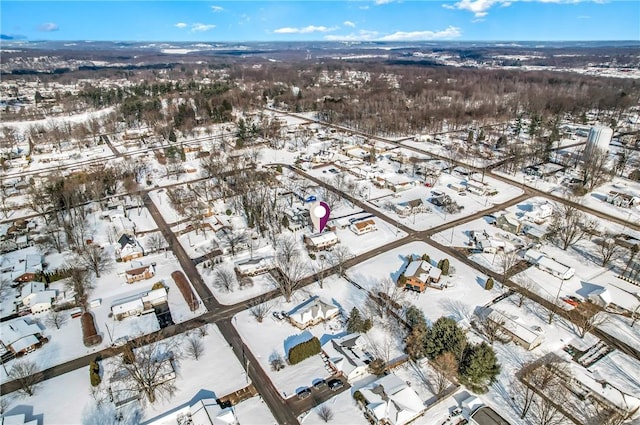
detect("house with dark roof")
[322,333,372,382]
[117,234,144,262]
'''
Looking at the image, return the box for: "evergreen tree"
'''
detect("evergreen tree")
[485,277,494,290]
[421,254,430,263]
[405,306,427,331]
[438,259,450,275]
[168,129,177,143]
[347,307,363,333]
[459,342,501,393]
[425,317,467,361]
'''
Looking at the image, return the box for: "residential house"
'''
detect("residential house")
[359,374,426,425]
[587,287,613,308]
[395,199,430,218]
[117,234,144,262]
[486,308,544,350]
[466,180,487,196]
[124,264,156,284]
[403,260,442,292]
[523,225,546,242]
[322,333,372,382]
[0,414,38,425]
[524,249,575,280]
[12,254,43,283]
[287,296,339,329]
[350,219,377,235]
[111,287,168,321]
[496,213,522,235]
[21,282,56,314]
[477,238,505,254]
[525,202,554,224]
[189,398,239,425]
[606,191,637,208]
[304,231,339,251]
[0,318,47,355]
[385,176,414,193]
[235,257,273,276]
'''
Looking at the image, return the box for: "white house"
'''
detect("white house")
[111,287,168,321]
[304,231,339,251]
[322,333,372,382]
[587,287,613,308]
[117,234,144,262]
[524,249,575,280]
[360,374,425,425]
[20,281,45,306]
[287,296,339,329]
[0,319,45,355]
[350,219,377,235]
[235,257,273,276]
[26,291,57,314]
[189,398,238,425]
[486,308,544,350]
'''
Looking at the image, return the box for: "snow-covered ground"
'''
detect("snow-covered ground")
[1,324,250,425]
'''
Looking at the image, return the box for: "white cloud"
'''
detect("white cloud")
[38,22,59,32]
[380,26,462,41]
[325,26,461,41]
[375,0,395,4]
[444,0,603,18]
[343,20,356,28]
[273,25,337,34]
[211,5,224,12]
[174,22,188,29]
[325,30,380,41]
[191,23,216,32]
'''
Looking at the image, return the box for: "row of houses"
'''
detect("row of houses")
[0,318,48,357]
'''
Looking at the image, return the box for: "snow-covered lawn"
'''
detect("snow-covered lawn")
[1,324,249,425]
[301,389,367,425]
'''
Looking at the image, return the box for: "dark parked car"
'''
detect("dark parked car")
[313,379,327,390]
[328,379,344,391]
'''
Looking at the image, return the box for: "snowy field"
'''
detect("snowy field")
[1,324,250,425]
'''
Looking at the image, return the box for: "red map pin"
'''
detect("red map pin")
[310,201,331,233]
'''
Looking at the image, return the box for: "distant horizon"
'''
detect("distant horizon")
[1,1,638,43]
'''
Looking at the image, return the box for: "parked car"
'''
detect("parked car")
[296,388,312,399]
[272,311,284,320]
[313,379,328,390]
[328,379,344,391]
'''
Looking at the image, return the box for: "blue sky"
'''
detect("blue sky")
[1,1,639,42]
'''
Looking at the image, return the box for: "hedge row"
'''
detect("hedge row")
[171,271,198,312]
[81,312,102,347]
[288,337,321,365]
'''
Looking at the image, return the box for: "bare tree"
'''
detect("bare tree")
[547,203,597,251]
[249,298,272,323]
[328,245,353,278]
[596,236,621,267]
[269,352,285,372]
[212,267,237,293]
[366,277,406,318]
[431,352,458,397]
[185,335,204,360]
[145,233,166,253]
[274,247,307,303]
[499,249,521,286]
[64,267,93,308]
[316,405,334,423]
[530,387,569,425]
[111,338,178,404]
[581,147,612,191]
[77,244,111,278]
[475,311,503,345]
[8,360,40,397]
[221,229,247,257]
[516,358,569,420]
[45,309,68,330]
[570,304,610,338]
[515,278,536,308]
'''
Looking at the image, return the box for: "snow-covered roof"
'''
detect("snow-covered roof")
[0,319,41,346]
[487,308,543,346]
[27,290,56,307]
[322,333,370,380]
[361,374,425,425]
[21,281,45,302]
[190,398,238,425]
[537,256,574,278]
[1,414,38,425]
[306,231,338,246]
[288,296,338,326]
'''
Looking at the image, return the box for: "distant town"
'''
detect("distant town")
[0,40,639,425]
